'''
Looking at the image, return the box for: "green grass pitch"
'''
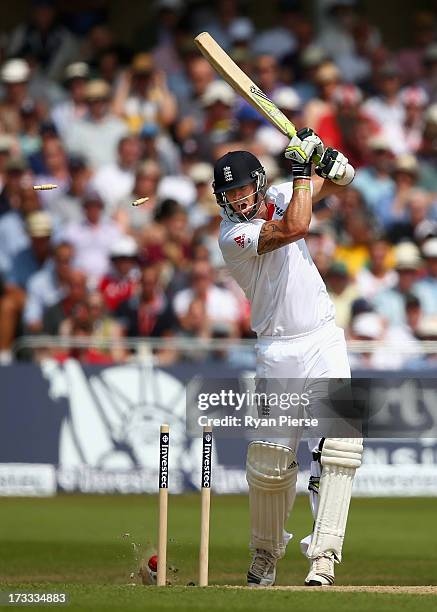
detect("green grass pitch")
[0,495,436,611]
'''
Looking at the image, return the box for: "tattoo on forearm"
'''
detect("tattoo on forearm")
[257,221,287,255]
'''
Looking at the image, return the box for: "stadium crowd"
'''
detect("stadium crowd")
[0,0,437,368]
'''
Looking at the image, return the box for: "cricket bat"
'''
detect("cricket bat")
[194,31,297,139]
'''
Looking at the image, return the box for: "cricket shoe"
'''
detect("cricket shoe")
[247,549,277,587]
[304,553,335,586]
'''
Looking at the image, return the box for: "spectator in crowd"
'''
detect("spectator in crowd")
[0,59,32,134]
[304,218,336,279]
[328,185,366,233]
[396,11,436,83]
[156,165,196,210]
[409,316,437,368]
[56,299,118,365]
[112,52,177,134]
[43,268,87,335]
[0,154,27,218]
[64,79,127,168]
[178,295,211,341]
[353,135,396,223]
[146,0,187,88]
[387,154,421,226]
[334,209,375,276]
[362,62,406,154]
[0,272,26,364]
[348,311,384,370]
[388,188,434,244]
[373,242,422,325]
[172,260,239,337]
[99,235,140,312]
[74,291,126,362]
[6,208,53,290]
[228,18,255,56]
[46,155,91,225]
[197,81,236,159]
[187,162,216,228]
[417,104,437,191]
[325,261,359,330]
[232,104,265,157]
[62,189,123,288]
[51,62,90,139]
[303,62,341,130]
[414,238,437,316]
[34,137,70,210]
[91,135,141,214]
[27,120,59,174]
[23,241,74,333]
[348,310,416,370]
[18,99,43,158]
[336,15,380,85]
[176,56,215,142]
[253,54,283,98]
[0,136,16,199]
[193,210,224,270]
[116,264,178,337]
[315,84,379,168]
[421,42,437,102]
[196,0,250,52]
[7,0,78,81]
[399,86,429,153]
[404,293,424,337]
[148,199,192,296]
[251,0,300,59]
[59,292,126,363]
[139,120,181,176]
[293,44,327,103]
[0,171,37,274]
[79,24,115,69]
[96,45,125,91]
[116,160,161,237]
[355,235,397,300]
[316,0,360,65]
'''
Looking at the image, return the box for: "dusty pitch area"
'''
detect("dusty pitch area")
[223,585,437,594]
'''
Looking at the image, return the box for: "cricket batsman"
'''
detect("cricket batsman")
[214,130,363,586]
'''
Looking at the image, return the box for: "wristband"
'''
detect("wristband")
[291,162,312,179]
[294,184,311,191]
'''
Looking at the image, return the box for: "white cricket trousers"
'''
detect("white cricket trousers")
[254,320,351,453]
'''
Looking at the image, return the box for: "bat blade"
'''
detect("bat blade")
[194,32,296,138]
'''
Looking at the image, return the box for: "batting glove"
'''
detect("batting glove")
[285,128,325,166]
[315,147,355,185]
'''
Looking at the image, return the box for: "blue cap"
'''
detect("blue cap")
[236,103,263,123]
[140,122,159,138]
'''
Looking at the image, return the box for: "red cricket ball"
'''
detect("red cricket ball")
[148,554,158,572]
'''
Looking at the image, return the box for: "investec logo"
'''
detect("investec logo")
[159,433,169,488]
[201,432,212,489]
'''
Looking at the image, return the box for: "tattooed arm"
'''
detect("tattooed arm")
[257,178,312,255]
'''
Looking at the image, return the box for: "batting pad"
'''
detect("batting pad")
[246,441,298,559]
[306,438,363,562]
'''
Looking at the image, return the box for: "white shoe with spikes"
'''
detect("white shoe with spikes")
[305,553,335,586]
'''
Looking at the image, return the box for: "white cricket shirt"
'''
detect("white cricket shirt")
[219,181,335,337]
